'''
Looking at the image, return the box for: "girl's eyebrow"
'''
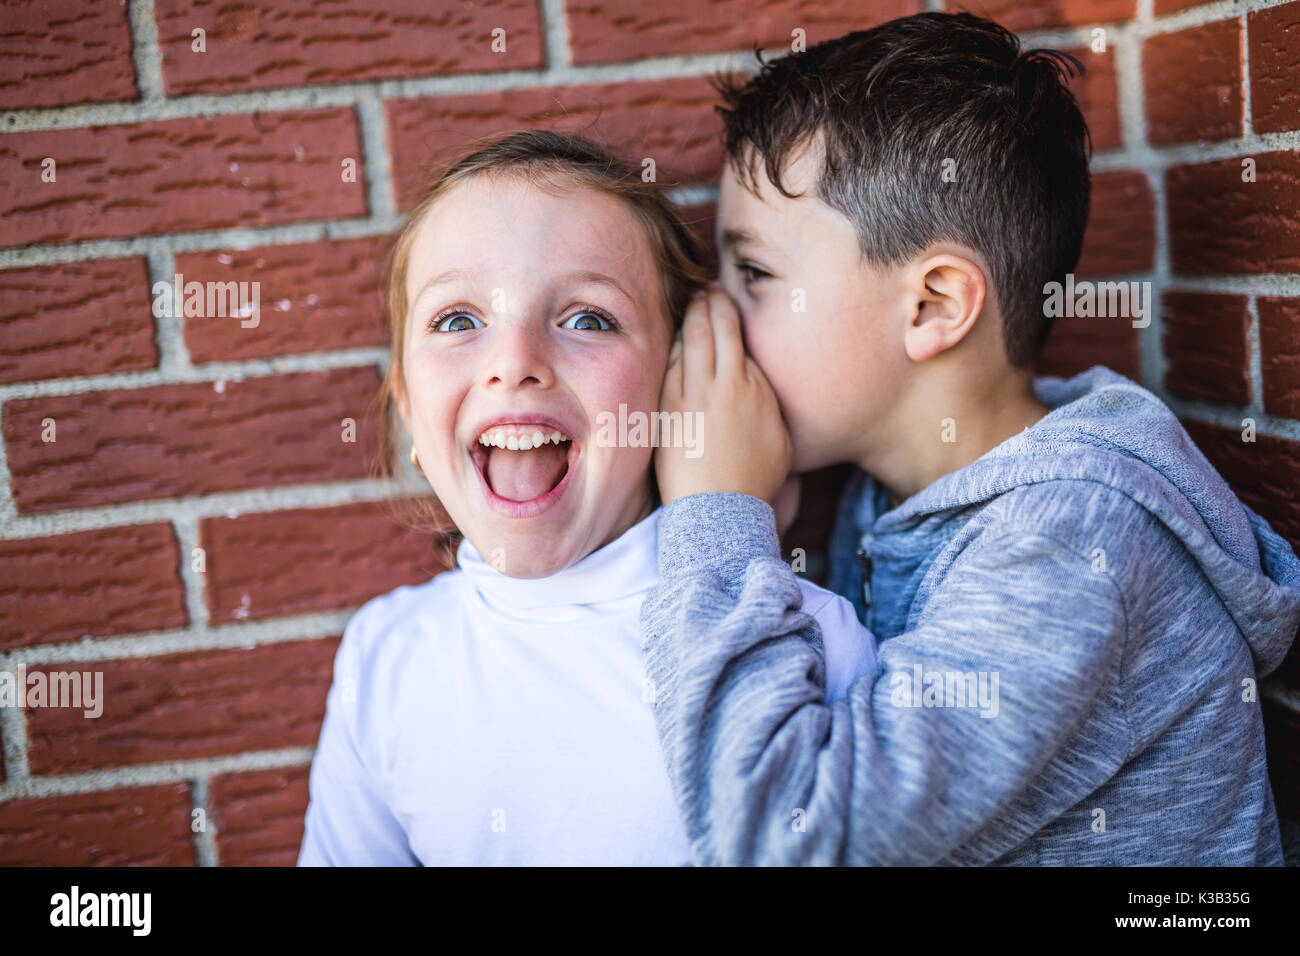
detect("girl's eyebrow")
[553,270,638,311]
[411,268,476,309]
[414,267,640,313]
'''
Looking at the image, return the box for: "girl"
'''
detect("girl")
[297,130,876,865]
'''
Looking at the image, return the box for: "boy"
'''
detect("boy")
[643,12,1300,864]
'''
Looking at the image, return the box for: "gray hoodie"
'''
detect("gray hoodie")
[640,365,1300,865]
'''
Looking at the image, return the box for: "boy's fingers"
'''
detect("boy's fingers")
[680,294,715,388]
[705,289,746,380]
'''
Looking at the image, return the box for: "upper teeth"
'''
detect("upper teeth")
[477,426,570,450]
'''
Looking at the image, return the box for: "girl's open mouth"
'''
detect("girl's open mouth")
[469,419,580,517]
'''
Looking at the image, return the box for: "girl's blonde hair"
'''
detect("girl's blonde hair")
[370,129,714,564]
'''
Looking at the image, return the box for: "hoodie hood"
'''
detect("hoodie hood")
[869,365,1300,677]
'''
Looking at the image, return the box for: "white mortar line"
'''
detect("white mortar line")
[0,691,32,782]
[0,746,314,803]
[188,775,220,866]
[541,0,574,70]
[126,0,165,103]
[1245,296,1265,413]
[0,477,427,538]
[0,50,758,133]
[172,514,210,631]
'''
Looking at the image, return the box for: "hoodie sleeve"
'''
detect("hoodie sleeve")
[641,492,1130,866]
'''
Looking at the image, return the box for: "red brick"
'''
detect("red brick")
[1144,19,1243,145]
[1153,0,1204,14]
[564,0,918,64]
[1250,3,1300,135]
[0,259,157,384]
[1264,697,1300,820]
[200,500,446,624]
[385,77,727,209]
[1166,151,1300,276]
[1077,171,1156,277]
[178,237,390,364]
[0,783,195,866]
[1066,45,1121,152]
[25,638,339,774]
[0,0,138,109]
[3,366,383,513]
[1038,313,1140,382]
[782,464,853,558]
[1162,291,1251,405]
[0,524,187,651]
[950,0,1136,32]
[1260,297,1300,420]
[0,108,367,250]
[210,765,310,866]
[154,0,542,95]
[1180,419,1300,555]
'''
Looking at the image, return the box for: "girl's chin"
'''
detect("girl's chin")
[464,529,584,579]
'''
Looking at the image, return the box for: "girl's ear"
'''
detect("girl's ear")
[392,373,411,430]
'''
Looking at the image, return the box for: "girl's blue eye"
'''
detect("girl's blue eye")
[435,312,484,332]
[736,262,771,284]
[561,311,613,331]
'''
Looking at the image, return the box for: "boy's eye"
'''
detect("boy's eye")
[561,310,614,331]
[435,312,484,332]
[736,261,772,284]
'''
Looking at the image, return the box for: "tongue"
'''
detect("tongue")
[485,444,569,502]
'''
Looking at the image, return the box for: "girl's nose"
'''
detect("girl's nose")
[483,320,556,390]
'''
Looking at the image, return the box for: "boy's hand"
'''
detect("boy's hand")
[656,287,792,507]
[772,474,802,537]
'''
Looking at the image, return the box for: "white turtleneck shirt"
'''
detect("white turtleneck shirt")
[297,507,876,866]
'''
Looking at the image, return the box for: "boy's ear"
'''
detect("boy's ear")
[901,253,987,364]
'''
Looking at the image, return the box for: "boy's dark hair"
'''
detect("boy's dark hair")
[716,11,1092,368]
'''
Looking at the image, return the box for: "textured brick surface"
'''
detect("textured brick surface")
[0,109,367,249]
[1166,151,1300,276]
[1038,315,1140,382]
[1250,2,1300,135]
[1144,18,1244,145]
[1264,698,1300,819]
[1153,0,1204,13]
[3,366,383,513]
[1076,171,1156,277]
[25,638,339,774]
[1067,45,1121,152]
[1260,297,1300,420]
[952,0,1136,31]
[178,237,390,364]
[782,463,854,586]
[1181,420,1300,554]
[0,524,187,651]
[0,0,138,109]
[3,0,1300,866]
[0,784,196,866]
[201,499,447,624]
[0,258,158,384]
[153,0,544,95]
[565,0,919,64]
[1162,291,1251,405]
[210,764,310,866]
[385,77,727,208]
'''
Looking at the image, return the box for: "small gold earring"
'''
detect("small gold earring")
[410,446,422,473]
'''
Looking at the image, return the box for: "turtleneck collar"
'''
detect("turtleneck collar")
[455,508,661,624]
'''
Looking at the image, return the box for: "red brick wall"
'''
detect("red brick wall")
[1,0,1297,865]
